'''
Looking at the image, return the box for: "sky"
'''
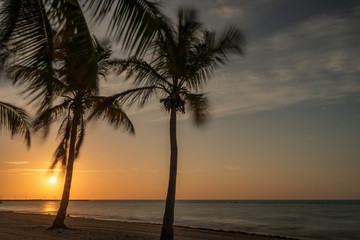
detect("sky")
[0,0,359,200]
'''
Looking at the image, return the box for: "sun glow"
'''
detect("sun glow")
[49,177,56,184]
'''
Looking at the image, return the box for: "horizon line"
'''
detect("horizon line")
[1,198,359,201]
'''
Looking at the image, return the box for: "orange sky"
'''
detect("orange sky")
[1,0,360,200]
[1,103,359,200]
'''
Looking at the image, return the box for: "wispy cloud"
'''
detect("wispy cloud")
[130,167,160,173]
[98,5,360,122]
[206,6,360,117]
[50,3,360,126]
[209,6,242,19]
[224,165,251,171]
[5,161,30,165]
[224,165,242,170]
[0,168,62,176]
[0,168,128,175]
[179,168,209,174]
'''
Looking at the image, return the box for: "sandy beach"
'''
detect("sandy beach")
[0,211,296,240]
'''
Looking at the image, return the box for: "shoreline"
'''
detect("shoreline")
[0,211,297,240]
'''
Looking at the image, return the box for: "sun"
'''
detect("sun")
[49,177,56,184]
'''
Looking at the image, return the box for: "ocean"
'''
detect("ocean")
[0,200,359,239]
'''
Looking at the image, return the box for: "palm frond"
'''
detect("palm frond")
[56,0,99,92]
[176,8,201,48]
[112,86,158,107]
[0,0,21,69]
[75,118,86,158]
[93,37,112,80]
[87,96,135,134]
[112,57,171,89]
[52,117,72,169]
[1,0,59,112]
[216,26,246,55]
[0,0,21,43]
[185,26,246,90]
[33,100,71,138]
[0,101,31,147]
[182,92,209,126]
[57,113,72,139]
[82,0,168,56]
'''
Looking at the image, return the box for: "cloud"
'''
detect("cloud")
[206,6,360,117]
[179,168,209,174]
[5,161,29,165]
[0,168,128,175]
[224,165,252,171]
[130,167,160,173]
[0,168,62,176]
[209,6,242,19]
[98,5,360,122]
[224,165,241,170]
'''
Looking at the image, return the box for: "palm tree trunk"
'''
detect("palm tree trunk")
[161,107,178,240]
[50,110,80,229]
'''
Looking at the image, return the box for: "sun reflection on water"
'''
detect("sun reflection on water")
[41,201,59,215]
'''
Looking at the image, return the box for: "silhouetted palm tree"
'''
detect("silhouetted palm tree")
[111,8,246,240]
[0,0,136,229]
[0,101,31,147]
[33,39,135,229]
[33,39,135,230]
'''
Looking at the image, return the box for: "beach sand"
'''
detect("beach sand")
[0,211,295,240]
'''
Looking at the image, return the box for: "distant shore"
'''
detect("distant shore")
[0,199,89,201]
[0,211,296,240]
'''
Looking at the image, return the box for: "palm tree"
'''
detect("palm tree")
[32,36,135,231]
[0,101,31,147]
[110,8,246,240]
[0,0,135,229]
[33,66,135,229]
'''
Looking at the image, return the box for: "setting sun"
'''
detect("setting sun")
[49,177,56,184]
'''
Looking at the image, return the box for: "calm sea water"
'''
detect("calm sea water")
[1,200,359,240]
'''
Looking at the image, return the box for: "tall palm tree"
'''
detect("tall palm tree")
[0,101,31,147]
[33,30,135,231]
[0,0,135,229]
[33,67,135,229]
[110,8,246,240]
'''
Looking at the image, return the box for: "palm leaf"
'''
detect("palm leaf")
[55,0,99,92]
[33,100,71,138]
[0,0,61,113]
[52,116,72,169]
[0,101,31,147]
[111,86,159,107]
[0,0,21,68]
[185,27,246,90]
[182,92,209,126]
[75,118,86,159]
[93,38,112,80]
[88,96,135,134]
[83,0,168,56]
[112,57,171,89]
[0,0,21,43]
